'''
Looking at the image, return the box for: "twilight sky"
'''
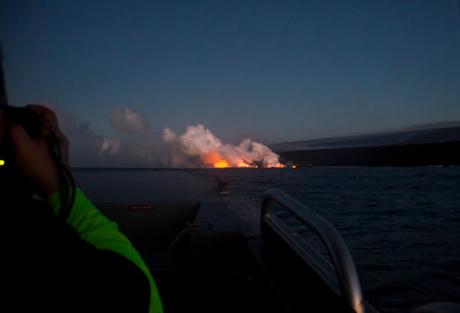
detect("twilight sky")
[1,1,460,158]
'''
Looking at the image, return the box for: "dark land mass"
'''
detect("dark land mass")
[278,141,460,167]
[271,125,460,152]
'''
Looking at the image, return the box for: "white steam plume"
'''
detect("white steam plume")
[163,124,283,168]
[49,105,282,168]
[98,138,121,155]
[162,128,177,143]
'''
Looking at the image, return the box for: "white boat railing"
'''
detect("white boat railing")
[261,189,365,313]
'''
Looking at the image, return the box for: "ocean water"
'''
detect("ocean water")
[190,167,460,312]
[75,167,460,312]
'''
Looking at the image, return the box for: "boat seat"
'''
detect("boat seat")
[97,201,201,256]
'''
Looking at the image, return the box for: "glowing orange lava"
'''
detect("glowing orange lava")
[202,151,287,168]
[214,159,230,168]
[203,152,229,168]
[236,161,252,168]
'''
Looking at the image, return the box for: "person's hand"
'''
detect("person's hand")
[8,105,69,197]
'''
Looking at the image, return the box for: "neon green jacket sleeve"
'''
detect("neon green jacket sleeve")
[48,188,163,313]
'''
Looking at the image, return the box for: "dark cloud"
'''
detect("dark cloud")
[53,107,118,167]
[108,108,150,134]
[53,106,170,167]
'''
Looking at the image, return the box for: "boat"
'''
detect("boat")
[84,170,377,313]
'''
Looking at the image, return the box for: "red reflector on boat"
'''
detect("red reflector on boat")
[128,204,156,211]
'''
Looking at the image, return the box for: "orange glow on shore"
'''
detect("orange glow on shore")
[237,161,251,168]
[214,159,230,168]
[202,151,287,168]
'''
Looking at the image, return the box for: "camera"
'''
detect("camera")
[1,106,43,139]
[0,106,42,171]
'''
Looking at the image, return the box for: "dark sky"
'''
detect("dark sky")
[1,0,460,144]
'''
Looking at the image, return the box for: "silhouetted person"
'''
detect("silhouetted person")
[0,105,162,313]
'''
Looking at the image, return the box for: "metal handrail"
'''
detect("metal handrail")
[261,189,365,313]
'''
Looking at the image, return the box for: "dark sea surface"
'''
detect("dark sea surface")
[75,167,460,312]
